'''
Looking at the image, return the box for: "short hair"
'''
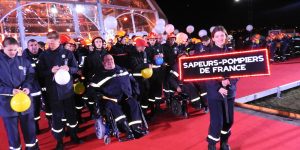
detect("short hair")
[211,26,228,38]
[2,37,18,47]
[201,36,210,42]
[46,31,60,39]
[102,54,113,62]
[38,41,45,47]
[27,39,37,44]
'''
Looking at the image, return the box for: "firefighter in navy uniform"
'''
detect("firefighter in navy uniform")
[110,35,131,70]
[89,54,148,140]
[23,39,43,134]
[206,26,238,150]
[83,37,107,119]
[38,31,82,150]
[0,37,39,150]
[145,32,165,116]
[129,38,152,116]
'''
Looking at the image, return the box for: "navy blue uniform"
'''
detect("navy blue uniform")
[129,49,151,111]
[206,45,238,145]
[89,66,142,127]
[23,48,43,125]
[0,51,39,150]
[38,45,79,141]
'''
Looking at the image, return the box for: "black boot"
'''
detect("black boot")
[70,128,83,144]
[119,120,135,141]
[220,133,231,150]
[131,124,148,138]
[208,143,216,150]
[55,140,63,150]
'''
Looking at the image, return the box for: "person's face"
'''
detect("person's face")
[47,37,60,51]
[103,42,107,48]
[136,46,146,52]
[103,55,115,70]
[3,44,18,58]
[27,41,39,54]
[169,38,176,45]
[212,31,227,47]
[88,45,94,51]
[202,39,210,46]
[64,43,76,52]
[121,38,126,45]
[94,39,103,49]
[149,39,156,46]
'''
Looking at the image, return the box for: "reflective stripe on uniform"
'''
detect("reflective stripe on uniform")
[82,97,88,100]
[201,92,207,96]
[148,99,155,102]
[208,135,220,142]
[163,89,174,93]
[102,96,118,103]
[67,122,78,128]
[90,71,129,88]
[76,106,83,110]
[31,63,36,68]
[141,105,148,109]
[25,139,38,147]
[45,113,52,116]
[191,97,200,102]
[31,91,42,97]
[34,116,41,120]
[9,146,21,150]
[155,97,162,100]
[41,87,47,91]
[52,128,63,133]
[61,119,67,121]
[0,94,13,96]
[221,129,231,135]
[128,120,142,126]
[170,70,179,77]
[115,115,126,122]
[132,73,142,77]
[88,102,95,105]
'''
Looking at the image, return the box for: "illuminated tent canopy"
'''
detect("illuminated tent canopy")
[0,0,167,48]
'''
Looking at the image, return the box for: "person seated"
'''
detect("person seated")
[88,54,148,140]
[167,53,208,112]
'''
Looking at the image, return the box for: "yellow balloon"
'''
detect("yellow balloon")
[141,68,153,79]
[74,82,86,95]
[10,92,31,112]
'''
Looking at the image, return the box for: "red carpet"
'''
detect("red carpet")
[2,58,300,150]
[237,58,300,98]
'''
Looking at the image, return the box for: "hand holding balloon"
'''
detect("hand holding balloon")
[13,89,22,95]
[51,66,60,73]
[60,65,69,72]
[22,88,30,95]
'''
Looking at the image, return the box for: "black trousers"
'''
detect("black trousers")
[50,97,78,141]
[105,97,142,126]
[207,97,234,144]
[135,78,150,111]
[32,95,42,122]
[2,113,39,150]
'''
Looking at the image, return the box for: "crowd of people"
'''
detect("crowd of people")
[1,25,300,150]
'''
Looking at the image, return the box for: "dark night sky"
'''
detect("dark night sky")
[156,0,300,32]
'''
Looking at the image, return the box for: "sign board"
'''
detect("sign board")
[179,49,271,82]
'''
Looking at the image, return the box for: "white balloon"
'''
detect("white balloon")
[165,24,175,34]
[141,31,148,36]
[54,69,71,85]
[246,24,253,32]
[156,19,166,26]
[186,25,195,34]
[198,29,208,37]
[210,26,216,33]
[174,29,179,35]
[104,16,118,30]
[155,25,165,34]
[135,32,144,37]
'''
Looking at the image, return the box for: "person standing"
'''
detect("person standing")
[0,37,39,150]
[206,26,238,150]
[38,31,82,150]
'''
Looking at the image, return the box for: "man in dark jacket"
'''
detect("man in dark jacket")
[0,37,39,150]
[89,54,148,140]
[38,31,82,150]
[23,39,43,134]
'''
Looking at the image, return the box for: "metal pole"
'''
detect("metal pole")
[96,0,105,38]
[16,0,26,50]
[70,4,81,37]
[131,11,136,33]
